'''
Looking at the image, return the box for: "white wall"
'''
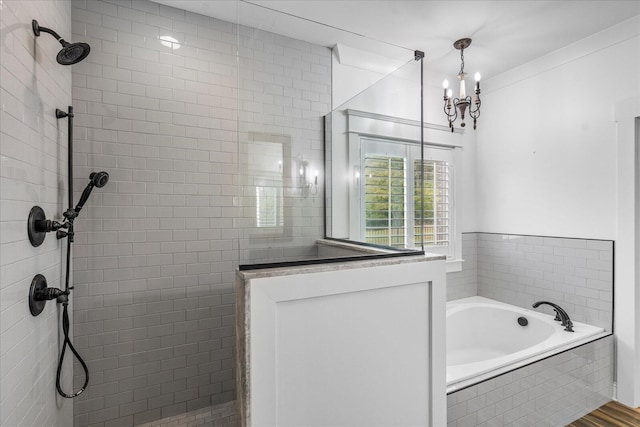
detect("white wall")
[476,18,639,240]
[476,16,640,405]
[0,1,74,426]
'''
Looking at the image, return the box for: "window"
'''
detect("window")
[364,155,406,248]
[414,159,449,247]
[359,138,454,256]
[256,186,284,228]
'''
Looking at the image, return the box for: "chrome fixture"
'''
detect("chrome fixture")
[532,301,574,332]
[442,38,481,132]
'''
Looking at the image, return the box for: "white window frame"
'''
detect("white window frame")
[346,109,462,262]
[358,138,455,256]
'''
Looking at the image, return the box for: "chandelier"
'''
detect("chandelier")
[443,38,481,132]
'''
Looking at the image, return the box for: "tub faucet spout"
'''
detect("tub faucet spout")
[532,301,574,332]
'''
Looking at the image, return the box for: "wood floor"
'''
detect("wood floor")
[567,401,640,426]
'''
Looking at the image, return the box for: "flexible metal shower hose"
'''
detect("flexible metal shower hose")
[56,238,89,398]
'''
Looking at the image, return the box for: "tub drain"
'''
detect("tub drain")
[517,316,528,326]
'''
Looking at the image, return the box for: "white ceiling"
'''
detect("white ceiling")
[152,0,640,80]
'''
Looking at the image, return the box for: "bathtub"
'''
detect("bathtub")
[446,296,607,392]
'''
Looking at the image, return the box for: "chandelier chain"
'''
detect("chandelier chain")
[459,48,465,75]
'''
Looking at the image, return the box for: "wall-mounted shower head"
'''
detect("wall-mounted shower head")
[32,19,90,65]
[57,42,91,65]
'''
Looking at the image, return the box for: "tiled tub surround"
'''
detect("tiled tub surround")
[446,233,613,332]
[70,1,330,426]
[0,1,74,426]
[446,335,614,427]
[476,233,613,332]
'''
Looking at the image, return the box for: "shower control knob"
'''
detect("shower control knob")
[27,206,72,246]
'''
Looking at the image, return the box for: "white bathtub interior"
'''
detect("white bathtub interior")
[446,296,609,393]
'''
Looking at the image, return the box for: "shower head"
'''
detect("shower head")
[32,20,91,65]
[57,42,91,65]
[75,171,109,216]
[90,171,109,188]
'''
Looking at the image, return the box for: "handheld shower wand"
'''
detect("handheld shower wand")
[55,171,110,241]
[76,171,110,215]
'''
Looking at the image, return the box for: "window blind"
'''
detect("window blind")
[363,155,406,248]
[414,160,449,246]
[256,186,283,228]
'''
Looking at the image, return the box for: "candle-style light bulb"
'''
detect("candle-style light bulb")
[474,72,481,82]
[314,170,318,185]
[443,79,449,98]
[474,72,481,92]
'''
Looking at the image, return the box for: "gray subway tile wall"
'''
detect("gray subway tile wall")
[447,335,614,427]
[447,233,613,332]
[476,233,613,331]
[70,0,330,425]
[0,1,74,426]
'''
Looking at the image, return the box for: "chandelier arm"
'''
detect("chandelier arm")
[450,98,460,121]
[443,102,457,120]
[443,97,457,120]
[470,99,482,118]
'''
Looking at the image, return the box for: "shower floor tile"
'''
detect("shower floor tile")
[136,401,236,427]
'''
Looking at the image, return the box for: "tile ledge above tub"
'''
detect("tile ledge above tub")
[446,258,464,273]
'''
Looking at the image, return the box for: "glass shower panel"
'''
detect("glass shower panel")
[234,3,415,266]
[325,59,423,248]
[235,13,326,266]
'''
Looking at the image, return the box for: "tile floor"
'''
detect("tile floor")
[136,401,236,427]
